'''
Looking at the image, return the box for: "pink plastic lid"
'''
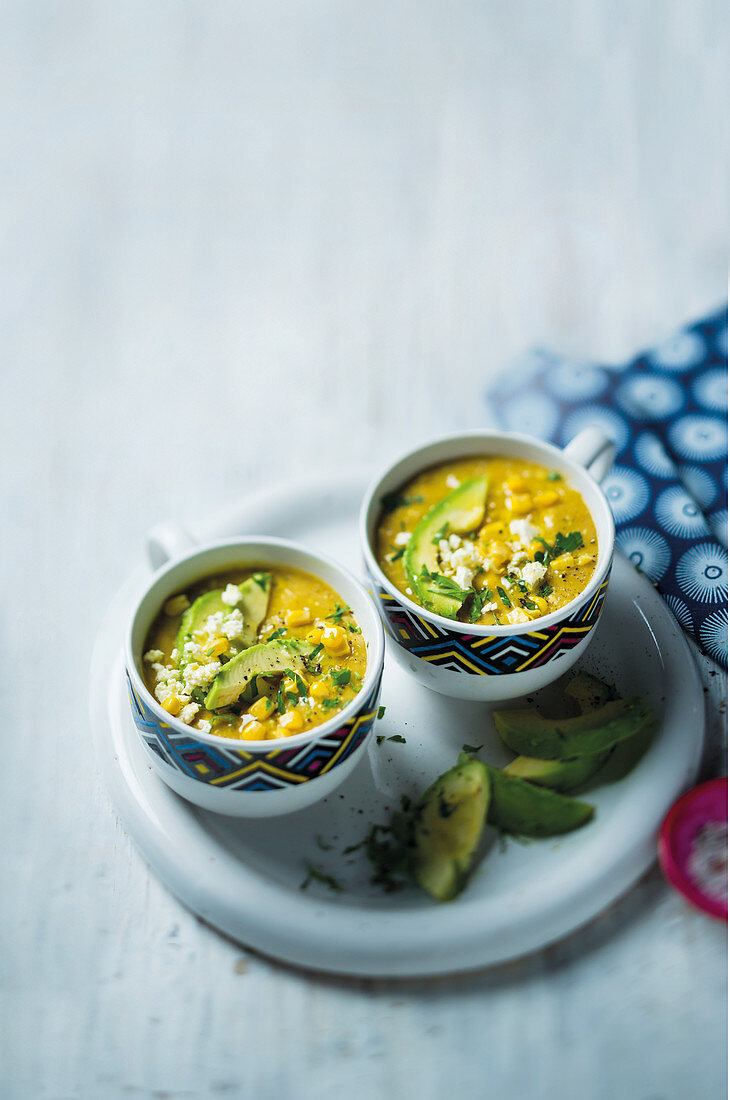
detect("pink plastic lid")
[658,778,728,921]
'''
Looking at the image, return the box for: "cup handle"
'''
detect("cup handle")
[147,521,197,569]
[562,427,615,483]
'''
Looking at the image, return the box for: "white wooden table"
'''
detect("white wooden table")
[2,3,727,1097]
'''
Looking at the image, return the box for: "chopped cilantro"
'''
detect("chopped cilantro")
[387,734,406,744]
[420,566,470,602]
[521,598,537,610]
[537,581,553,598]
[305,643,324,666]
[276,680,286,715]
[376,735,385,745]
[320,698,339,710]
[462,743,483,754]
[377,705,386,720]
[380,491,424,513]
[330,669,351,687]
[267,627,286,641]
[252,573,269,590]
[389,546,406,561]
[325,603,352,624]
[547,470,563,481]
[348,624,362,634]
[299,861,343,892]
[535,531,583,566]
[497,586,512,608]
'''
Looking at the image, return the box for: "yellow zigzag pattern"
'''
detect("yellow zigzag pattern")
[208,708,377,786]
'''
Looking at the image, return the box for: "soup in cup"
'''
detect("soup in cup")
[126,537,385,817]
[360,428,615,701]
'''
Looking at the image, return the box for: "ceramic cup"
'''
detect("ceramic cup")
[360,427,616,701]
[126,534,385,817]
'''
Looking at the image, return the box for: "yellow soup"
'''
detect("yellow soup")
[376,456,597,626]
[142,566,367,740]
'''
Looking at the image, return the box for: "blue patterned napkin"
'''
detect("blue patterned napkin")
[486,308,728,667]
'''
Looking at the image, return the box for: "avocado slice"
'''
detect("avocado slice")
[503,672,615,790]
[486,765,594,836]
[236,573,272,646]
[494,696,654,761]
[176,573,272,666]
[502,753,605,792]
[204,641,305,710]
[564,670,615,714]
[412,757,491,901]
[176,589,230,665]
[403,476,489,619]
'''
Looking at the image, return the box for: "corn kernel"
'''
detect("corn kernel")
[161,695,181,716]
[242,720,268,741]
[322,625,350,655]
[249,696,275,720]
[281,676,299,694]
[286,607,313,628]
[306,628,323,645]
[479,522,502,544]
[506,493,532,515]
[310,678,331,700]
[506,476,529,492]
[535,490,559,509]
[208,636,229,658]
[279,710,304,732]
[533,596,549,615]
[164,594,190,616]
[487,540,512,566]
[551,552,574,572]
[267,727,287,740]
[575,552,594,567]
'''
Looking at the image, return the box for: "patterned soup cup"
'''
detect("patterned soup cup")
[360,428,616,701]
[126,536,385,817]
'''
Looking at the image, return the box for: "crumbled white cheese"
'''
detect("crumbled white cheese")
[509,550,530,570]
[438,539,451,557]
[394,531,411,547]
[455,565,474,589]
[482,601,498,612]
[144,649,164,663]
[196,720,212,734]
[509,518,539,547]
[521,561,548,591]
[502,577,513,589]
[203,611,224,635]
[170,648,179,663]
[221,583,242,606]
[446,474,461,489]
[220,609,244,640]
[183,661,222,691]
[179,702,200,724]
[505,608,530,624]
[448,533,462,550]
[406,587,413,596]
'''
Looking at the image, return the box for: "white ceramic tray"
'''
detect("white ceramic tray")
[90,472,704,977]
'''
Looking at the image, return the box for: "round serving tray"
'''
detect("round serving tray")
[90,472,704,977]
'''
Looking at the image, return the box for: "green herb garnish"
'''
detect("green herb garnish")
[431,522,450,545]
[321,698,339,710]
[267,627,286,641]
[521,598,537,610]
[547,470,563,481]
[537,581,553,598]
[534,531,583,566]
[387,734,406,744]
[325,603,352,624]
[330,669,351,687]
[377,706,386,720]
[389,546,406,561]
[252,573,269,590]
[299,861,343,892]
[468,589,490,623]
[380,491,424,513]
[376,735,385,745]
[497,586,512,608]
[306,643,324,666]
[462,743,483,753]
